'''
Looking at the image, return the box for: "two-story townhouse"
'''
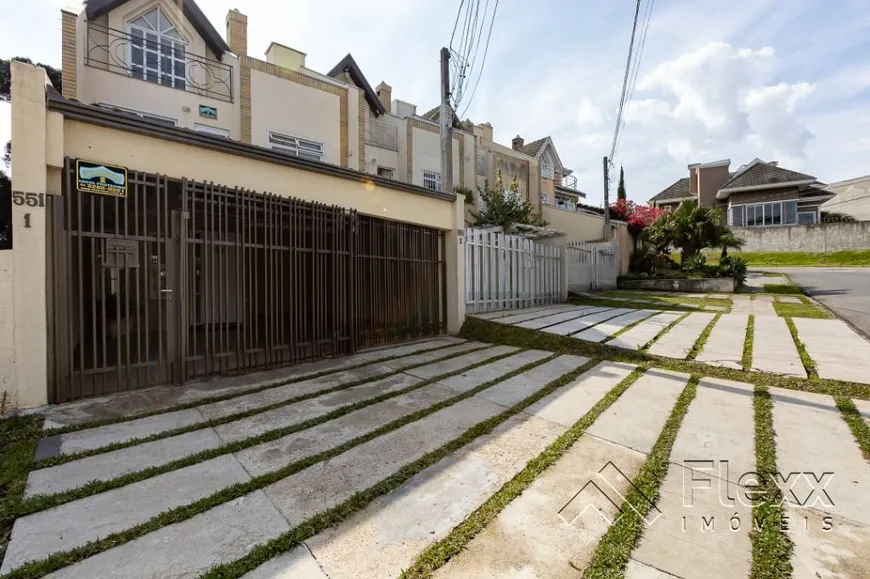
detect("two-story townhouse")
[509,135,586,210]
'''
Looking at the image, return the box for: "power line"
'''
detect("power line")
[613,0,654,163]
[608,0,643,172]
[449,0,466,47]
[458,0,499,118]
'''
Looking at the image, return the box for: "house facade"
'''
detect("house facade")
[510,136,586,211]
[823,174,870,221]
[650,158,834,227]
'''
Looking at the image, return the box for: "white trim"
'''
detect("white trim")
[716,179,816,199]
[97,102,178,126]
[268,131,325,162]
[688,158,731,169]
[422,169,442,192]
[194,123,230,137]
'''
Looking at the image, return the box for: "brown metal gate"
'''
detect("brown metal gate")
[50,160,446,403]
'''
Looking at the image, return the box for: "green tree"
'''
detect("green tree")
[821,211,856,223]
[644,199,739,267]
[617,166,626,201]
[472,170,547,231]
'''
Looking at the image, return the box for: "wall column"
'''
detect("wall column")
[445,194,466,334]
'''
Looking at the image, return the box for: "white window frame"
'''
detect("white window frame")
[377,166,394,179]
[541,162,555,180]
[98,102,178,126]
[422,170,442,192]
[269,131,325,162]
[195,123,230,138]
[127,6,188,90]
[729,200,799,227]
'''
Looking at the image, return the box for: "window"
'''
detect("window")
[541,192,549,205]
[128,7,187,90]
[785,201,798,225]
[798,211,817,225]
[98,103,177,126]
[377,167,394,179]
[541,163,555,180]
[423,170,442,192]
[731,200,800,227]
[269,132,324,162]
[195,124,230,138]
[730,206,744,227]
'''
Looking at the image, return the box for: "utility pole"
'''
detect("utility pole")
[603,156,611,240]
[440,47,454,195]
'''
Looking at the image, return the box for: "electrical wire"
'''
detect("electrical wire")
[608,0,643,173]
[613,0,655,165]
[458,0,499,118]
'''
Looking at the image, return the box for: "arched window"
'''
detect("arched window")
[128,7,187,90]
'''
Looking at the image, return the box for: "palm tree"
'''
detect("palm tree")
[644,200,729,268]
[718,230,745,259]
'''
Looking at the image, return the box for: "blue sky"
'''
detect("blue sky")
[2,0,869,204]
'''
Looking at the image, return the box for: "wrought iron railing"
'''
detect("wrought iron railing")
[561,174,578,190]
[84,23,233,103]
[365,119,398,151]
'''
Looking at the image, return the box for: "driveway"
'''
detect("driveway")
[757,267,870,337]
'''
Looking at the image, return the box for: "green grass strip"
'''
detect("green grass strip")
[640,312,691,351]
[784,318,818,379]
[750,385,794,579]
[198,357,604,579]
[14,349,526,516]
[834,397,870,462]
[42,340,471,437]
[773,301,830,319]
[35,344,496,468]
[581,376,699,578]
[459,318,870,400]
[686,313,722,360]
[743,315,755,371]
[0,416,44,563]
[606,313,662,341]
[763,284,802,295]
[1,353,580,579]
[399,365,649,578]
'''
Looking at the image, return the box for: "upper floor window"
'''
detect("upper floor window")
[128,7,187,90]
[541,192,549,205]
[195,124,230,138]
[98,102,177,127]
[541,163,554,180]
[269,132,324,162]
[423,170,442,192]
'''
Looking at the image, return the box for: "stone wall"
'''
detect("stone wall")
[732,222,870,252]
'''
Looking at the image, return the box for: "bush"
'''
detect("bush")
[455,184,474,205]
[720,256,748,286]
[629,248,656,275]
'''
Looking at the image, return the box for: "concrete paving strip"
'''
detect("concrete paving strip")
[475,355,590,408]
[730,295,754,316]
[777,296,803,304]
[856,398,870,428]
[792,317,870,384]
[234,351,557,478]
[432,369,687,578]
[436,349,553,393]
[511,307,600,330]
[402,345,518,379]
[39,354,377,429]
[574,309,657,343]
[630,377,756,579]
[240,545,329,579]
[606,312,685,350]
[485,305,583,325]
[752,295,777,317]
[648,312,716,359]
[787,504,870,579]
[378,341,487,370]
[542,308,630,336]
[2,456,253,574]
[625,559,683,578]
[471,304,570,321]
[751,316,806,378]
[353,337,465,361]
[695,313,748,369]
[39,490,290,579]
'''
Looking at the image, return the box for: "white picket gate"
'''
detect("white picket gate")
[464,228,563,314]
[566,239,619,292]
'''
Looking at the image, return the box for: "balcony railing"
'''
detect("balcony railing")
[365,119,398,151]
[560,174,578,190]
[85,23,233,103]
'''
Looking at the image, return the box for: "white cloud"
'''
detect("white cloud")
[575,97,605,128]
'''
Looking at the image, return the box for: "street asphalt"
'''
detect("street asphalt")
[757,267,870,337]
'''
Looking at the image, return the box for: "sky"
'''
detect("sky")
[2,0,870,205]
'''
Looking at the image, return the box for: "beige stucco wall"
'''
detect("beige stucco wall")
[410,125,461,190]
[249,69,342,165]
[542,206,609,243]
[823,179,870,221]
[698,165,730,208]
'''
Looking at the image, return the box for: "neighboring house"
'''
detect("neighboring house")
[650,158,834,227]
[823,174,870,221]
[510,135,586,210]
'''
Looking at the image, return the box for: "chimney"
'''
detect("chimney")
[226,9,247,55]
[512,135,524,150]
[477,122,493,142]
[376,82,392,114]
[265,42,306,71]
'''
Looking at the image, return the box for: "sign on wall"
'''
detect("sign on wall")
[199,105,218,120]
[76,159,128,198]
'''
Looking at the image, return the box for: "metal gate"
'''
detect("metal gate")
[50,160,446,403]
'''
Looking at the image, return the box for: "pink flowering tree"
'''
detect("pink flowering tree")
[608,199,664,247]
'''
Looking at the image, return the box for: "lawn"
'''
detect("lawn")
[773,299,831,319]
[671,250,870,267]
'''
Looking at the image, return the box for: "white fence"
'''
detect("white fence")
[566,240,619,292]
[465,228,563,313]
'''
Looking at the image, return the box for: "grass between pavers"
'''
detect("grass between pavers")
[41,340,471,437]
[762,284,802,295]
[34,344,498,468]
[604,313,661,341]
[835,397,870,462]
[677,250,870,267]
[742,316,755,371]
[12,349,528,517]
[773,301,830,319]
[399,365,650,578]
[459,318,870,400]
[568,297,696,314]
[1,353,582,579]
[785,318,818,379]
[581,376,699,578]
[640,313,691,351]
[0,416,44,564]
[686,313,722,361]
[750,385,794,579]
[199,357,605,579]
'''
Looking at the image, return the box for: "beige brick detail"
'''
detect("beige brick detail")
[226,10,247,55]
[240,64,252,143]
[241,55,349,166]
[407,122,414,184]
[357,89,366,171]
[61,10,77,100]
[409,118,439,133]
[457,135,464,189]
